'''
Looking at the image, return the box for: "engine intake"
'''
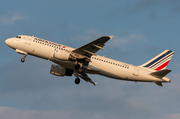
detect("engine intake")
[50,64,72,76]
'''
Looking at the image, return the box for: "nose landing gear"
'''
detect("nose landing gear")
[21,58,25,62]
[21,54,27,63]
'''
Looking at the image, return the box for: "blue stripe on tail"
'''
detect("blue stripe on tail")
[144,50,172,68]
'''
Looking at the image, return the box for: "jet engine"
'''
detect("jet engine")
[53,51,76,61]
[50,64,72,76]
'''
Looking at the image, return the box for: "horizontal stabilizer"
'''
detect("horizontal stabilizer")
[150,69,172,79]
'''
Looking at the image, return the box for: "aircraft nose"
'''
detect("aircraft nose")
[5,39,9,45]
[5,38,12,46]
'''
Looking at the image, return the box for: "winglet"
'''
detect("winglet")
[109,35,114,39]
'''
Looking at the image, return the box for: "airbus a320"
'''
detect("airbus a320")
[5,35,174,86]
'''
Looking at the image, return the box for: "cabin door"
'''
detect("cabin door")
[133,67,139,76]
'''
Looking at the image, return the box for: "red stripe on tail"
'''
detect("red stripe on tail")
[155,60,170,71]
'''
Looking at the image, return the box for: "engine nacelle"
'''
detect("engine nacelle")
[50,64,72,76]
[53,50,70,60]
[53,50,76,61]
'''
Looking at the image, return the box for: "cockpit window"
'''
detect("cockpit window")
[16,36,21,39]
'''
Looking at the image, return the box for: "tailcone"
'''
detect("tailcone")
[162,76,171,83]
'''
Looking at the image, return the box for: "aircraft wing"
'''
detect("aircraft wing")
[72,36,114,59]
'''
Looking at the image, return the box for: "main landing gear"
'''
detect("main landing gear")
[74,77,97,86]
[74,64,97,86]
[74,64,82,85]
[75,77,80,84]
[21,54,27,63]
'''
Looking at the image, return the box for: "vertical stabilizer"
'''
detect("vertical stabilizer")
[141,50,174,71]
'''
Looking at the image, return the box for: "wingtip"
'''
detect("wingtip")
[109,35,114,39]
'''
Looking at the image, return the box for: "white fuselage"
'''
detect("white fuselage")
[5,35,171,83]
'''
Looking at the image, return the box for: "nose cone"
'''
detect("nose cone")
[5,39,9,45]
[5,38,12,47]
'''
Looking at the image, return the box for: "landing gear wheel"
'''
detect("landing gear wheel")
[21,58,25,62]
[75,78,80,84]
[21,54,27,63]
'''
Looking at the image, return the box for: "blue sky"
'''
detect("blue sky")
[1,0,180,119]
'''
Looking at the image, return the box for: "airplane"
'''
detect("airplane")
[5,35,174,86]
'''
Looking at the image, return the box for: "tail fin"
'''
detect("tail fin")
[141,50,174,71]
